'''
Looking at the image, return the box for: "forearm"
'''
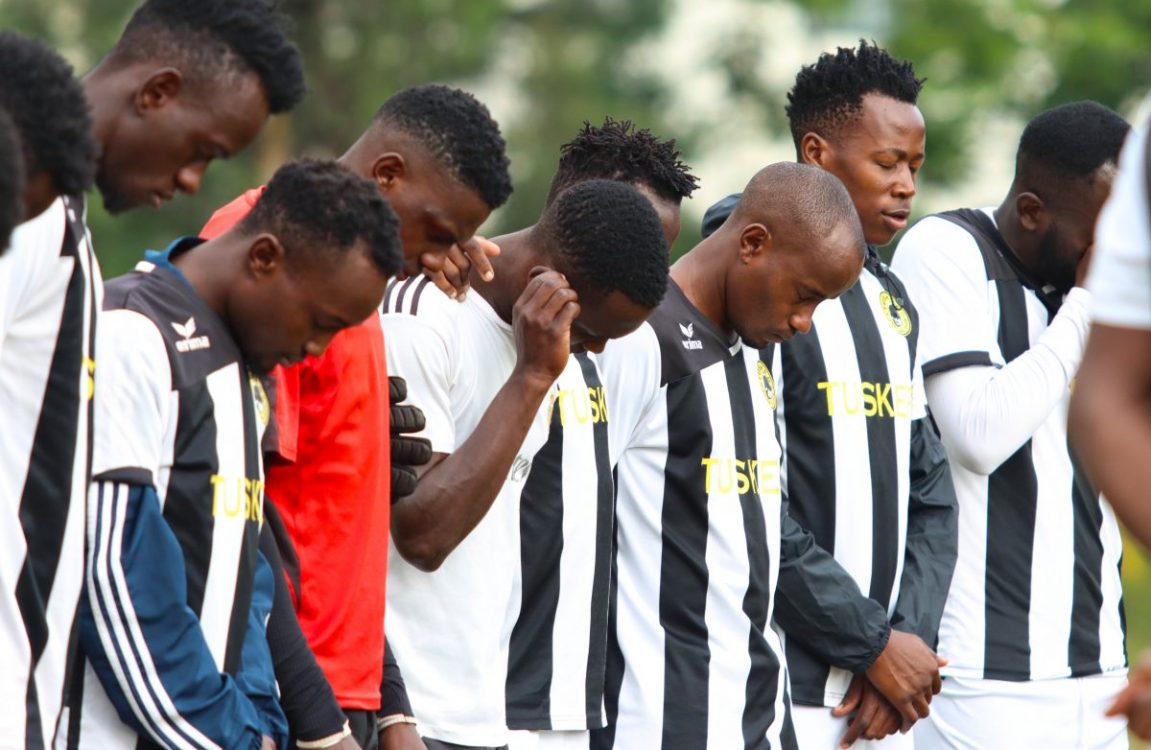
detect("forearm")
[774,502,891,674]
[927,288,1090,474]
[83,479,267,750]
[380,636,414,718]
[261,524,348,745]
[391,371,552,571]
[890,420,959,645]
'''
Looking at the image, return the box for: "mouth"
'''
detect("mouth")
[881,209,911,231]
[150,192,174,209]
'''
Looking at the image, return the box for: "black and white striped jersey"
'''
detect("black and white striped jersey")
[0,196,99,750]
[384,276,618,742]
[67,240,278,748]
[766,252,933,706]
[506,352,614,731]
[893,208,1127,682]
[592,281,794,750]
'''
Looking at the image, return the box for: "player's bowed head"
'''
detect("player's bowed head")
[690,161,865,348]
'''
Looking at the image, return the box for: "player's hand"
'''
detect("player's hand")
[389,376,432,500]
[260,737,277,750]
[423,237,500,299]
[834,676,903,747]
[1107,651,1151,738]
[380,722,427,750]
[1074,243,1094,288]
[329,735,362,750]
[865,630,946,729]
[511,267,579,389]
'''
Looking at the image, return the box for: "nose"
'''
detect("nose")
[790,311,813,336]
[893,164,917,198]
[304,335,332,359]
[175,163,208,195]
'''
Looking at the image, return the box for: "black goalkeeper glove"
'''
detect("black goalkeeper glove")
[390,375,432,500]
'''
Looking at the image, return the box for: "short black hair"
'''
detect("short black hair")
[374,84,513,209]
[1017,101,1129,181]
[0,108,25,253]
[786,40,924,148]
[0,31,97,198]
[538,179,668,309]
[111,0,305,113]
[239,159,402,277]
[546,118,699,205]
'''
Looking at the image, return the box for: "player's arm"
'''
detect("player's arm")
[888,418,958,645]
[389,270,579,571]
[376,637,423,750]
[82,311,274,750]
[775,502,943,729]
[893,218,1090,475]
[259,520,357,749]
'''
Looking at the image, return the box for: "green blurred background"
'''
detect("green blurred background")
[4,0,1151,742]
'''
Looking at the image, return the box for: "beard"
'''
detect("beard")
[1035,223,1077,295]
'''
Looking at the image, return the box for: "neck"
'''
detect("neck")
[472,226,545,324]
[993,195,1041,280]
[170,236,233,321]
[670,233,732,339]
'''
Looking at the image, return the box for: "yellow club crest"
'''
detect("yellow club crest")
[756,359,778,410]
[249,374,271,427]
[880,290,912,337]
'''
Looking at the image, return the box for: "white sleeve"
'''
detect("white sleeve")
[895,214,1092,474]
[597,324,662,467]
[91,309,173,482]
[891,215,1002,373]
[0,200,66,353]
[382,306,460,454]
[1088,122,1151,329]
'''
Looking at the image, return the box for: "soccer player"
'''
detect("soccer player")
[0,32,100,750]
[69,160,401,750]
[700,41,958,747]
[892,101,1131,749]
[383,178,671,750]
[1069,109,1151,740]
[201,83,513,750]
[0,108,22,251]
[592,162,866,750]
[82,0,304,213]
[503,119,697,750]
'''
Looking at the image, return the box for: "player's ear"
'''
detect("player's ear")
[800,132,830,168]
[1016,191,1048,234]
[135,68,184,115]
[739,223,772,263]
[247,233,287,279]
[372,153,407,193]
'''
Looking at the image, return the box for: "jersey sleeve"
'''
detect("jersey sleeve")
[91,309,174,483]
[891,216,1001,376]
[381,304,461,454]
[1088,121,1151,329]
[597,324,663,466]
[0,199,66,352]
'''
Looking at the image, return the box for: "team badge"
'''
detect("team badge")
[879,290,912,337]
[756,359,778,410]
[85,357,95,401]
[249,374,271,427]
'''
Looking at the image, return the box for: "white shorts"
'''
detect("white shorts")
[914,673,1129,750]
[791,704,913,749]
[506,729,589,750]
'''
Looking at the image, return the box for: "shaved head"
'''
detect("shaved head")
[730,161,864,258]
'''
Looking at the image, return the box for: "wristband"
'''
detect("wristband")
[376,714,418,733]
[297,721,351,749]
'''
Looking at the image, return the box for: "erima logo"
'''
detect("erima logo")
[509,455,532,483]
[171,317,210,353]
[680,322,703,350]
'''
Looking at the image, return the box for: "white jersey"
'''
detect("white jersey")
[383,278,608,745]
[1089,119,1151,328]
[893,209,1126,682]
[591,282,794,750]
[0,196,99,749]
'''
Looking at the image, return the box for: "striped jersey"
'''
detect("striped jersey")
[766,251,926,706]
[383,277,615,745]
[592,281,794,750]
[892,208,1127,681]
[0,196,99,750]
[68,239,279,748]
[506,352,613,731]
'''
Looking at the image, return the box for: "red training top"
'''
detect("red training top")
[202,189,391,710]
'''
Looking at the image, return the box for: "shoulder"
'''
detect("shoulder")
[98,307,174,389]
[892,212,988,285]
[7,198,67,262]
